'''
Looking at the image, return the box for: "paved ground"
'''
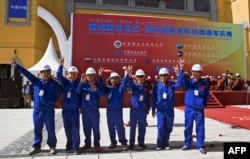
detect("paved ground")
[0,106,250,159]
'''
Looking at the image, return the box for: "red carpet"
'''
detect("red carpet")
[177,106,250,130]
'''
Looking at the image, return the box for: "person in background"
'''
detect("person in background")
[23,80,34,108]
[145,75,153,90]
[77,67,105,152]
[10,58,61,155]
[152,59,185,150]
[231,73,243,91]
[57,57,81,155]
[181,64,210,155]
[215,76,225,91]
[224,70,230,90]
[100,66,131,151]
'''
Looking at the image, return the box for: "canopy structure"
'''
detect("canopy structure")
[28,38,62,76]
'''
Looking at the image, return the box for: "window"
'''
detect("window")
[165,0,185,10]
[103,0,128,6]
[75,0,96,4]
[194,0,210,12]
[135,0,159,8]
[4,0,30,25]
[73,0,213,18]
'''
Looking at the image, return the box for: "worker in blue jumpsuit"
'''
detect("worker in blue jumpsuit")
[152,59,185,150]
[127,68,150,150]
[56,57,81,155]
[100,67,130,151]
[76,67,105,152]
[181,64,210,154]
[10,58,61,155]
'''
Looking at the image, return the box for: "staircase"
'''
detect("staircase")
[206,92,224,108]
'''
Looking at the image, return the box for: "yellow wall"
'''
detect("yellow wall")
[0,0,69,68]
[0,0,35,66]
[228,0,250,79]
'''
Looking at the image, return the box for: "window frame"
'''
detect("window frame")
[4,0,31,26]
[71,0,218,21]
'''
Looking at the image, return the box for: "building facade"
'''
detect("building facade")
[0,0,249,79]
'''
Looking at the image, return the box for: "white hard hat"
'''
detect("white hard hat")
[158,68,169,75]
[236,73,240,76]
[110,72,120,78]
[86,67,96,75]
[135,69,145,76]
[191,64,203,72]
[40,65,51,72]
[68,66,78,73]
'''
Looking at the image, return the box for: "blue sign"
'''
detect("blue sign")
[9,0,27,18]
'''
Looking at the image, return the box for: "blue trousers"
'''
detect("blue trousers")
[107,110,127,145]
[62,109,80,151]
[156,109,174,147]
[184,107,205,148]
[129,109,147,145]
[82,109,100,147]
[32,110,57,148]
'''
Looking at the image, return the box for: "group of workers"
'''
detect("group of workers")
[9,57,210,156]
[214,72,244,91]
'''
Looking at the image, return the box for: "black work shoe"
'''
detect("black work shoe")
[50,147,57,154]
[127,144,134,150]
[28,148,41,155]
[80,145,91,151]
[139,144,147,149]
[199,148,207,154]
[95,146,102,152]
[109,143,117,149]
[65,147,72,152]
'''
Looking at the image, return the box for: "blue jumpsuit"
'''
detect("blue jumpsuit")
[104,75,129,146]
[15,64,61,149]
[152,70,185,148]
[183,77,210,149]
[56,66,81,151]
[127,81,150,146]
[76,77,105,147]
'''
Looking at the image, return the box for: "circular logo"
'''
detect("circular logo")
[114,40,122,48]
[176,51,184,57]
[176,43,183,49]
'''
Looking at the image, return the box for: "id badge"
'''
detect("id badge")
[39,90,44,96]
[194,90,199,96]
[67,91,71,98]
[108,93,111,99]
[139,94,143,101]
[86,94,90,100]
[163,92,167,99]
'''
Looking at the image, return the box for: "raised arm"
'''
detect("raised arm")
[174,58,185,89]
[56,56,68,85]
[10,58,39,85]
